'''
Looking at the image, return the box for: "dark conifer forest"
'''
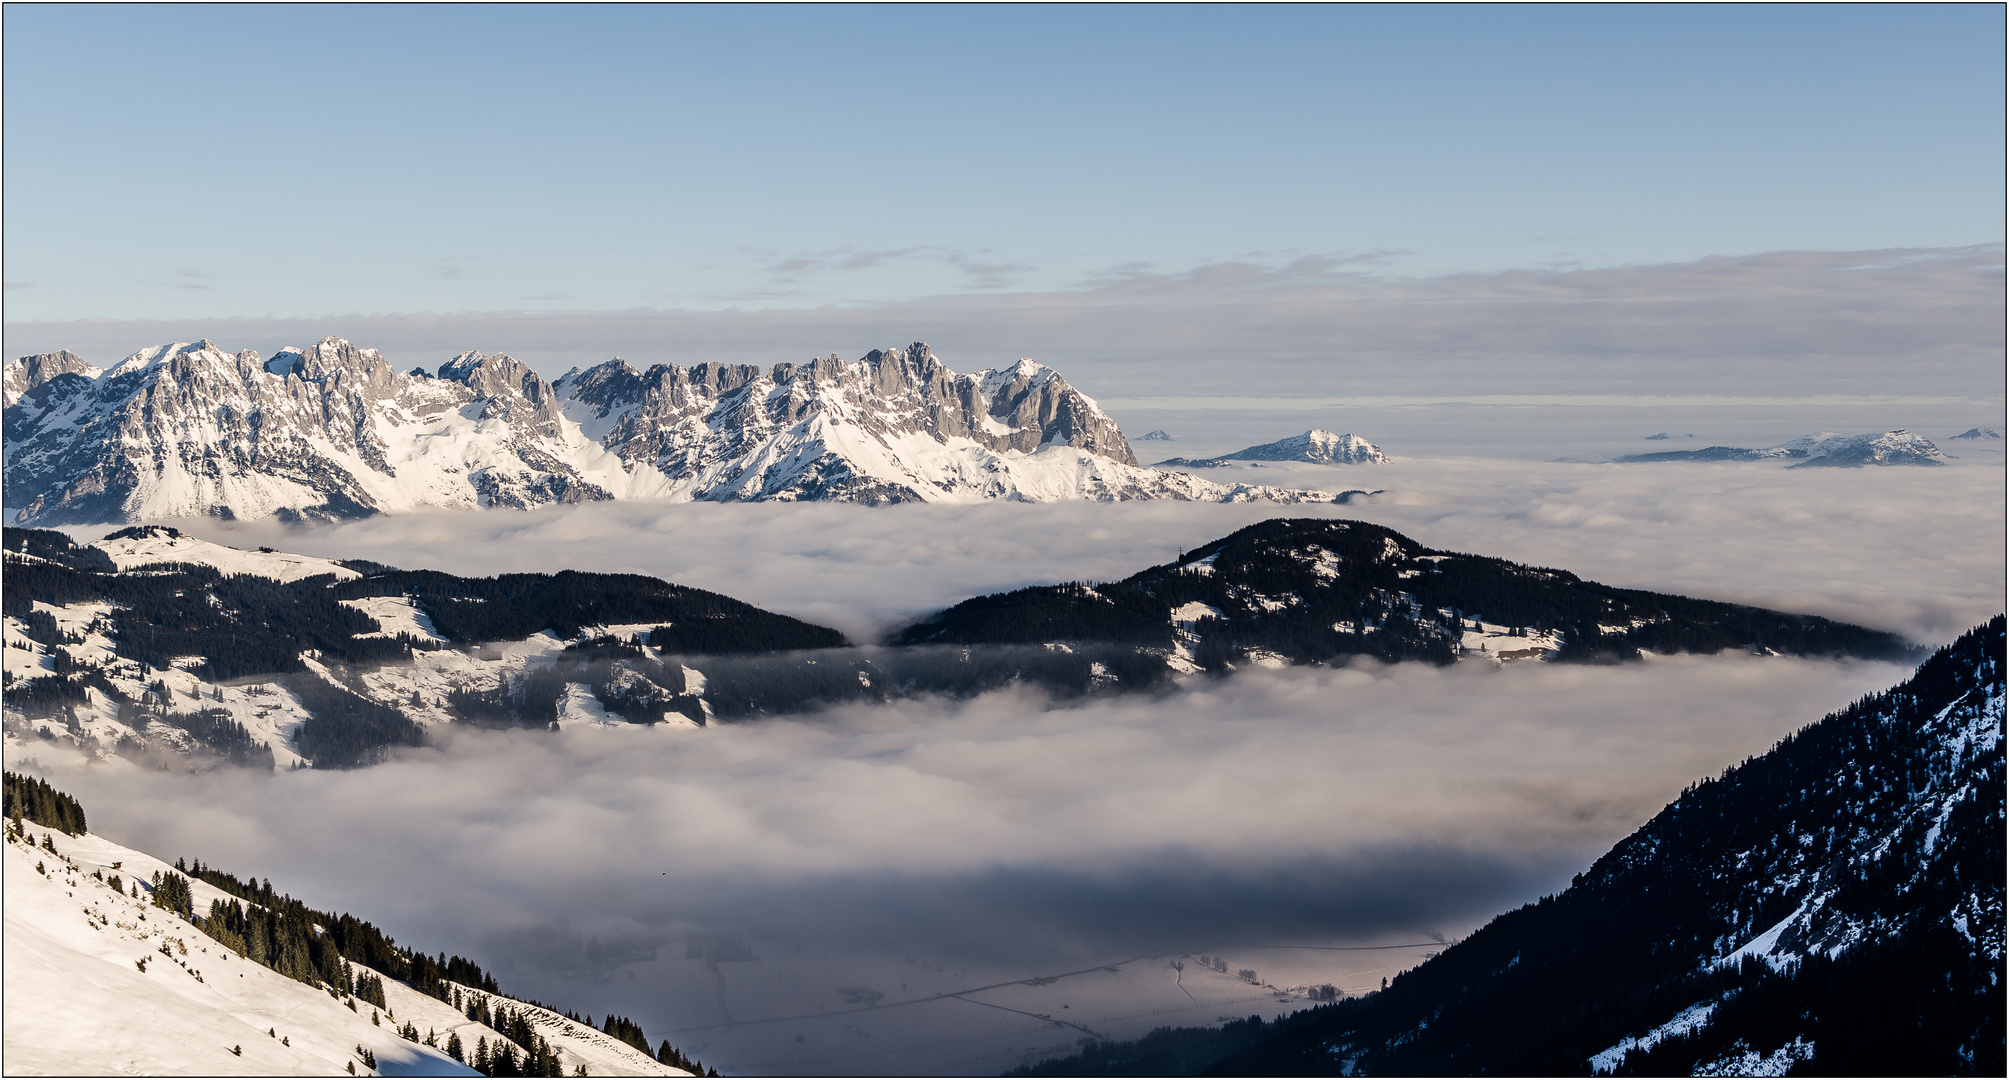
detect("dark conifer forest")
[4,770,87,834]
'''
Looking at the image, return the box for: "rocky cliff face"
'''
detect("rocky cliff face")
[5,338,1334,524]
[2,351,100,409]
[4,339,639,525]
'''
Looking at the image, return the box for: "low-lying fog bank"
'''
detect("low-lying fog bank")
[19,451,1999,1072]
[97,454,2006,648]
[23,651,1912,1074]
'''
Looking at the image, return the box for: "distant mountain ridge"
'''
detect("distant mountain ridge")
[1017,617,2006,1076]
[4,520,1916,772]
[1618,429,1948,466]
[3,339,1342,525]
[896,517,1915,670]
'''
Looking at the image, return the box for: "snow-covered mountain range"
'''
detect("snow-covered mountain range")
[3,340,1339,525]
[1617,429,1949,466]
[1154,429,1389,469]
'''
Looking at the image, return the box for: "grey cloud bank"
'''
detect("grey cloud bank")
[6,246,2000,407]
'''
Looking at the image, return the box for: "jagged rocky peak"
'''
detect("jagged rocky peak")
[100,339,258,385]
[3,349,100,408]
[263,337,404,397]
[556,341,1136,466]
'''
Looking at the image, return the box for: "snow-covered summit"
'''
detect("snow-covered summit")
[1155,430,1390,469]
[1226,429,1389,464]
[5,338,1344,524]
[4,350,100,409]
[1775,429,1946,468]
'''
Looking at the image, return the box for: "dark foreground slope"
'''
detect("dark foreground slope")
[1017,617,2005,1076]
[903,518,1914,668]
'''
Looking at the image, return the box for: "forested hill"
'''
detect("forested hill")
[3,525,844,682]
[1015,617,2006,1077]
[900,518,1915,668]
[3,526,851,768]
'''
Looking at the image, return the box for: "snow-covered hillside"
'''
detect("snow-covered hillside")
[1,817,692,1077]
[2,521,1915,773]
[2,527,754,770]
[3,339,1340,525]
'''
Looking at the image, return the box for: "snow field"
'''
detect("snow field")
[2,824,469,1076]
[1,822,690,1076]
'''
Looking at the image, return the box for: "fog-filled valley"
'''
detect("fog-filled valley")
[11,451,2000,1074]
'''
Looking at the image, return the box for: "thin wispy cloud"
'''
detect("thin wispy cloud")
[758,245,1035,291]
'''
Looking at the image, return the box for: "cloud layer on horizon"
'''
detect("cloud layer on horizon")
[6,246,2001,404]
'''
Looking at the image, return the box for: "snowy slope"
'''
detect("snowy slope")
[5,338,1340,524]
[1,821,690,1077]
[2,824,471,1076]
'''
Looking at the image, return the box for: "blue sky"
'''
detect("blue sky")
[3,4,2002,322]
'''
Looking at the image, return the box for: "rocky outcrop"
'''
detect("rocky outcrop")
[3,350,100,409]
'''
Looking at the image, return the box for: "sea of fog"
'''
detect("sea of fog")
[24,444,2006,1075]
